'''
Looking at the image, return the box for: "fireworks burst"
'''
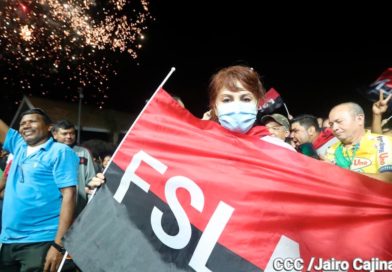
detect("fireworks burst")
[0,0,152,107]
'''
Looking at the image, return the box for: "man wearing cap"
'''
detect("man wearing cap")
[259,113,296,151]
[259,113,291,141]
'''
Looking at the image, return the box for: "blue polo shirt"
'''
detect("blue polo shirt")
[1,129,78,243]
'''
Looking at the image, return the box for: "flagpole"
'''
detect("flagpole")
[56,67,176,272]
[57,252,69,272]
[155,67,176,93]
[381,115,392,127]
[283,102,292,120]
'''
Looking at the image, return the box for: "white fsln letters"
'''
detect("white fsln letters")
[113,150,235,272]
[151,176,205,249]
[114,150,327,272]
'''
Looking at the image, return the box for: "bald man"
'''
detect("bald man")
[325,102,392,183]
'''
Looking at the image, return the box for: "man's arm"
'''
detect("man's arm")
[0,119,9,144]
[44,186,76,272]
[371,91,392,134]
[372,113,383,134]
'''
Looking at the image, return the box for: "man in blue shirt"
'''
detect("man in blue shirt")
[0,108,78,272]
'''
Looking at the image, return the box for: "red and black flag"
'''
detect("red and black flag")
[64,89,392,272]
[367,68,392,109]
[258,88,284,115]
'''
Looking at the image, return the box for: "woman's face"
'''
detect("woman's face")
[214,82,257,111]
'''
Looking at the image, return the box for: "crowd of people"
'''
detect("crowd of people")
[0,64,391,271]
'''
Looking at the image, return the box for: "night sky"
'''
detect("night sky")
[1,1,391,124]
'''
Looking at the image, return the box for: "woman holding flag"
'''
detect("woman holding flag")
[87,65,295,191]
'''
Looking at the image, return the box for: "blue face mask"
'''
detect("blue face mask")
[217,102,257,133]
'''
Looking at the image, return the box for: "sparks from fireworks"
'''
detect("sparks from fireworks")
[0,0,152,107]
